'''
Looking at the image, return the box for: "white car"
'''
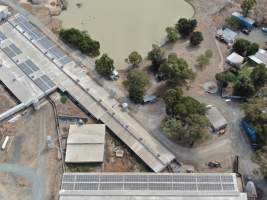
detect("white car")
[110,69,119,81]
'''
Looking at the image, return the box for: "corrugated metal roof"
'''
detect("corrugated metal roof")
[65,124,105,163]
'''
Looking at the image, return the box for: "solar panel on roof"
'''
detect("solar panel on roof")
[198,183,222,191]
[124,183,147,190]
[173,183,197,191]
[38,37,54,50]
[25,60,39,71]
[62,183,74,190]
[124,175,147,182]
[18,63,33,75]
[34,78,49,92]
[59,56,71,66]
[61,173,237,193]
[100,183,123,190]
[63,174,76,182]
[222,184,235,191]
[49,47,65,59]
[9,44,22,55]
[149,183,172,190]
[2,47,16,58]
[41,75,56,88]
[0,31,7,41]
[74,183,99,190]
[76,175,99,182]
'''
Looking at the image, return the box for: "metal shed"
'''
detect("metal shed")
[65,124,106,163]
[206,106,227,132]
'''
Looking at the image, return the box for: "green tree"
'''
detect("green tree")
[159,53,194,85]
[161,117,185,139]
[173,96,207,117]
[244,98,267,143]
[128,51,142,67]
[247,42,259,56]
[190,31,204,46]
[215,71,237,87]
[59,28,100,57]
[233,39,259,57]
[241,0,257,17]
[197,54,209,68]
[165,26,179,42]
[126,69,149,104]
[163,88,183,116]
[234,76,255,97]
[95,54,115,77]
[250,64,267,88]
[232,39,251,56]
[175,18,197,37]
[147,44,165,71]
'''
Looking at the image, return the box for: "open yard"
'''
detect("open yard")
[0,102,62,200]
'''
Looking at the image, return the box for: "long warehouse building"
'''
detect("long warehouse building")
[59,173,248,200]
[0,14,175,172]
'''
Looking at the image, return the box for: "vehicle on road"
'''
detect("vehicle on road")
[1,136,9,150]
[241,119,259,150]
[262,27,267,33]
[208,161,222,168]
[242,28,250,35]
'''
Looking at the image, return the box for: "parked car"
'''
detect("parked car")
[208,161,222,168]
[242,28,250,35]
[110,69,119,81]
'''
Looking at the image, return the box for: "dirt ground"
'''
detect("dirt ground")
[0,102,62,200]
[0,85,18,114]
[53,93,149,173]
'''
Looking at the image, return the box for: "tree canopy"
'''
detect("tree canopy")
[159,53,194,85]
[190,31,204,46]
[175,18,197,37]
[241,0,257,17]
[165,26,179,42]
[128,51,142,67]
[126,69,149,104]
[244,98,267,143]
[59,28,100,57]
[147,44,165,71]
[250,64,267,88]
[95,54,115,77]
[234,75,255,97]
[161,89,209,146]
[232,39,259,57]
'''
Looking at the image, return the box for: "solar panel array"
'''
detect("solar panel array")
[18,59,39,75]
[61,174,237,192]
[2,43,22,58]
[0,31,7,42]
[8,15,72,66]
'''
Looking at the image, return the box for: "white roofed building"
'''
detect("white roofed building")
[226,52,244,67]
[249,49,267,66]
[65,124,105,163]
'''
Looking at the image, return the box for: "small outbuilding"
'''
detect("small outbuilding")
[206,106,227,132]
[226,52,245,67]
[249,49,267,66]
[65,124,105,163]
[232,12,255,30]
[216,28,238,44]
